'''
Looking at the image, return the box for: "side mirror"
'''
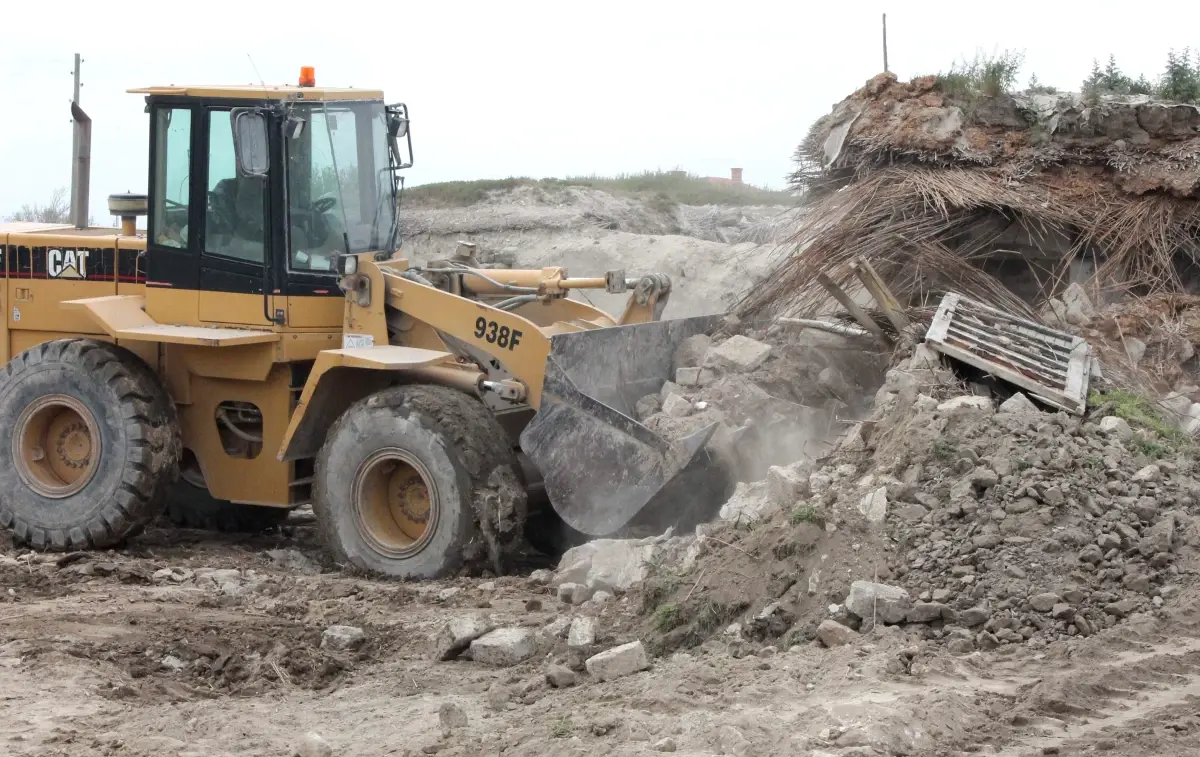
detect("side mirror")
[231,108,270,178]
[388,113,409,139]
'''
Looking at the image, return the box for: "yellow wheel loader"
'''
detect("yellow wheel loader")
[0,70,727,577]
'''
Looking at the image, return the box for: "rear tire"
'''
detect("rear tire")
[165,479,290,534]
[314,385,527,579]
[0,339,181,550]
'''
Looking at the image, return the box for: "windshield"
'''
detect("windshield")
[285,101,397,272]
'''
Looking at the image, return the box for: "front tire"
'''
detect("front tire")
[314,385,527,579]
[0,339,181,550]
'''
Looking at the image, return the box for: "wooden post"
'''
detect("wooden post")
[882,14,889,73]
[816,272,891,348]
[851,258,910,334]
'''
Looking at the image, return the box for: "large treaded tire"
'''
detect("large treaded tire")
[0,338,181,550]
[164,480,290,534]
[314,385,527,579]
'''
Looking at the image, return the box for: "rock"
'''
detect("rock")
[972,532,1004,549]
[719,481,777,524]
[1099,416,1133,441]
[1097,532,1122,551]
[486,682,511,710]
[437,587,462,601]
[321,625,365,652]
[545,664,577,688]
[1029,593,1061,613]
[1051,603,1075,620]
[652,737,678,752]
[705,335,772,372]
[675,367,702,387]
[660,381,684,401]
[541,616,571,642]
[557,582,592,605]
[295,733,333,757]
[1104,599,1138,618]
[1139,514,1176,557]
[584,540,657,592]
[960,607,990,627]
[895,504,929,522]
[767,463,811,505]
[1078,544,1104,564]
[590,590,613,606]
[809,472,834,495]
[1122,573,1151,594]
[998,393,1041,415]
[1132,464,1161,483]
[845,581,912,625]
[906,602,952,623]
[858,486,889,525]
[1182,403,1200,436]
[635,395,661,421]
[937,396,994,416]
[947,639,975,655]
[528,568,552,585]
[661,393,693,418]
[160,654,186,672]
[1132,499,1159,523]
[585,641,652,681]
[469,628,537,667]
[1062,282,1096,325]
[971,467,1000,489]
[674,333,712,369]
[816,619,858,647]
[1125,337,1147,366]
[436,615,495,660]
[977,631,1001,650]
[439,702,468,737]
[567,617,598,669]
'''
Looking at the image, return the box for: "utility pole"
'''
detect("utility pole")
[883,14,892,74]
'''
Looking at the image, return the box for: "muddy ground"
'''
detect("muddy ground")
[2,510,1199,757]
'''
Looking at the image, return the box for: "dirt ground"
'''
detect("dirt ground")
[4,509,1200,757]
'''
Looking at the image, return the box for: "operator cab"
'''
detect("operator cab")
[132,68,412,327]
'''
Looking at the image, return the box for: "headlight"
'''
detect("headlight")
[339,255,358,276]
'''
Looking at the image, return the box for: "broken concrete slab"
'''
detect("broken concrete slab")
[1099,415,1133,440]
[937,396,994,417]
[585,641,652,681]
[553,538,661,593]
[661,393,693,418]
[675,366,702,387]
[469,628,538,667]
[718,480,777,524]
[321,625,365,652]
[858,486,888,525]
[567,616,598,669]
[998,392,1040,415]
[845,581,912,625]
[674,333,713,370]
[767,462,811,505]
[435,615,495,660]
[704,335,772,373]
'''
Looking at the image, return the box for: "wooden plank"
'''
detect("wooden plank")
[777,317,872,338]
[925,293,959,342]
[1064,340,1092,404]
[816,272,891,347]
[942,335,1066,387]
[852,258,910,334]
[946,322,1069,379]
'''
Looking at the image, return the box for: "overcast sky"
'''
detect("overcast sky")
[3,1,1199,223]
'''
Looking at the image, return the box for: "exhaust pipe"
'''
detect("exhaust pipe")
[70,101,91,229]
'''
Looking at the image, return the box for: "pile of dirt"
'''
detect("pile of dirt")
[632,336,1200,659]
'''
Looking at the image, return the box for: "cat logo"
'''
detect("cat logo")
[47,248,89,279]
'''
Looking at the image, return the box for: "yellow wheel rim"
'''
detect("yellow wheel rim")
[13,394,102,499]
[352,448,438,558]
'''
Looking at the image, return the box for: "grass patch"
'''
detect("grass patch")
[405,170,795,208]
[1130,433,1172,460]
[1088,388,1184,442]
[551,718,574,739]
[932,439,957,461]
[654,603,682,631]
[789,503,824,526]
[935,49,1024,99]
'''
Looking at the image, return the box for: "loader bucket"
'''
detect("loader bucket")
[519,315,724,536]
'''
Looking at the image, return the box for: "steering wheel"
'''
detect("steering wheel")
[313,195,337,215]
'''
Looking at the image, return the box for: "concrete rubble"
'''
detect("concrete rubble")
[584,641,652,681]
[469,628,538,667]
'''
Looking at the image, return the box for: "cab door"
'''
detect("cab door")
[197,106,277,326]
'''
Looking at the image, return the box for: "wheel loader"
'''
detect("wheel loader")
[0,69,727,577]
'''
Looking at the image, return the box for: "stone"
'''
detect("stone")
[895,504,929,522]
[1158,391,1193,421]
[674,333,712,369]
[858,486,889,525]
[947,639,975,655]
[660,381,684,401]
[845,581,912,625]
[1132,499,1159,522]
[585,641,652,681]
[675,367,702,387]
[1099,416,1133,441]
[435,615,494,660]
[439,702,468,737]
[1122,573,1151,594]
[653,737,678,752]
[469,628,537,667]
[816,619,858,647]
[971,467,999,488]
[998,392,1041,415]
[321,625,365,652]
[541,616,571,642]
[545,664,577,688]
[661,393,693,418]
[1183,403,1200,436]
[767,463,811,505]
[1125,337,1147,366]
[1052,603,1075,620]
[486,682,511,710]
[1078,544,1104,564]
[437,587,462,601]
[1029,593,1061,613]
[809,472,834,495]
[937,396,994,416]
[719,481,777,524]
[295,732,333,757]
[558,582,593,605]
[635,395,661,421]
[906,602,952,623]
[567,616,598,669]
[1097,532,1122,551]
[1104,599,1138,618]
[1062,282,1096,325]
[705,335,772,372]
[972,532,1004,550]
[960,607,990,627]
[1139,515,1176,557]
[1132,464,1161,483]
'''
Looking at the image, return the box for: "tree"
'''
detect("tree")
[7,187,70,224]
[1158,48,1200,103]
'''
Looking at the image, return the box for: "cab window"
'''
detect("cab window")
[150,108,191,249]
[204,109,266,264]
